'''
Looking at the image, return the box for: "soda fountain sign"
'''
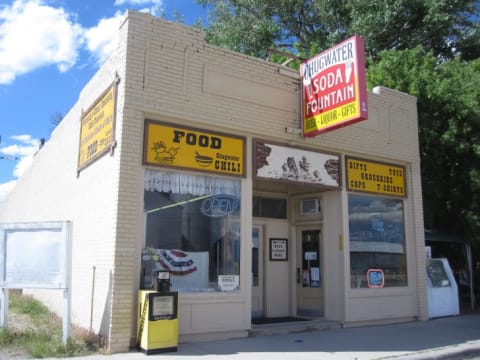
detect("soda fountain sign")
[301,36,368,137]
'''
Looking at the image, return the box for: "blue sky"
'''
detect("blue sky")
[0,0,207,201]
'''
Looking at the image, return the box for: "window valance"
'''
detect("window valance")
[144,169,240,196]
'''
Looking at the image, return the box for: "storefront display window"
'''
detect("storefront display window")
[349,194,407,288]
[142,169,241,292]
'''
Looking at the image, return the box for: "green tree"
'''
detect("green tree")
[196,0,479,60]
[368,48,480,237]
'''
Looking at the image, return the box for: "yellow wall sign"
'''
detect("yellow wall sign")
[78,83,116,171]
[346,157,406,198]
[143,120,245,177]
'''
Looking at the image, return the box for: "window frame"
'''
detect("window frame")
[348,193,408,289]
[142,169,242,294]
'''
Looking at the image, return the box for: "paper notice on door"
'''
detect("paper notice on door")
[218,275,240,291]
[310,267,321,288]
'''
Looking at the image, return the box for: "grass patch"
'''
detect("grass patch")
[0,291,103,358]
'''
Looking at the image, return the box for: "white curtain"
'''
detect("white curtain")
[144,169,241,196]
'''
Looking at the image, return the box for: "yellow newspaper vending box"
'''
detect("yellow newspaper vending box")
[137,271,178,354]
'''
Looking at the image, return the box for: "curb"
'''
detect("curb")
[385,341,480,359]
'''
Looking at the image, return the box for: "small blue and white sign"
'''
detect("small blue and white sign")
[367,268,384,288]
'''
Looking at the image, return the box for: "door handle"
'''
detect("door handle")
[297,268,301,284]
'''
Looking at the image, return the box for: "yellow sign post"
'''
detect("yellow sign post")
[143,120,245,177]
[77,83,116,172]
[346,157,406,198]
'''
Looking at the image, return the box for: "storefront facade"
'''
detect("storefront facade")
[0,11,427,353]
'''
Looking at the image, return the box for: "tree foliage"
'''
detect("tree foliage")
[194,0,480,239]
[196,0,480,60]
[368,49,480,237]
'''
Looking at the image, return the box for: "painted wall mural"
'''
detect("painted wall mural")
[254,140,341,188]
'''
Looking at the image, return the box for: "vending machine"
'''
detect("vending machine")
[137,270,178,354]
[426,258,459,318]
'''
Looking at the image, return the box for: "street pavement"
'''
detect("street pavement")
[42,313,480,360]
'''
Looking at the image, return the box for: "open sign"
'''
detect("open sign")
[201,195,239,218]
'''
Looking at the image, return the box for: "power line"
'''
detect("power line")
[0,135,20,161]
[0,155,20,161]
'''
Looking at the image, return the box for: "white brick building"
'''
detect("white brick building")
[0,11,427,353]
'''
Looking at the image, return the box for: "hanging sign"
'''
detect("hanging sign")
[346,156,406,198]
[301,36,368,137]
[143,120,245,177]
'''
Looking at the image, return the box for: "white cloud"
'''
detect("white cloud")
[1,144,32,157]
[83,0,166,66]
[0,0,83,84]
[0,135,40,201]
[114,0,163,6]
[10,134,39,147]
[0,0,168,84]
[114,0,163,17]
[1,134,40,157]
[83,12,124,66]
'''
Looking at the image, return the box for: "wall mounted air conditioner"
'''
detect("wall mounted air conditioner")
[300,199,320,215]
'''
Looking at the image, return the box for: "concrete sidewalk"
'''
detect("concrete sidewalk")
[46,314,480,360]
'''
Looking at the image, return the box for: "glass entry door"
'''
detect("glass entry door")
[297,226,323,317]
